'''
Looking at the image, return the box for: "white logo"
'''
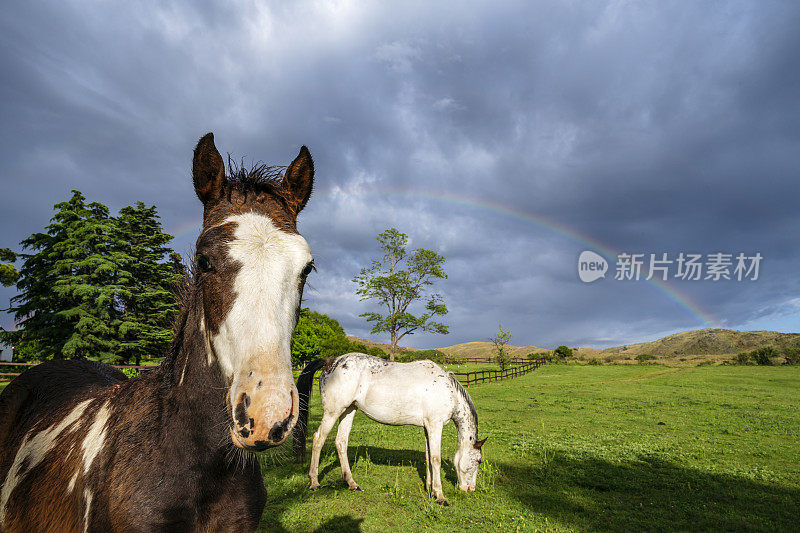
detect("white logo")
[578,251,608,283]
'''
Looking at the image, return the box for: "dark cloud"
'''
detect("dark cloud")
[1,1,798,349]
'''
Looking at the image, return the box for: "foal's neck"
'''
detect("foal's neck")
[154,283,229,437]
[451,390,478,447]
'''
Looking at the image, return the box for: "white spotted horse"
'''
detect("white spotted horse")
[0,133,316,532]
[293,353,486,506]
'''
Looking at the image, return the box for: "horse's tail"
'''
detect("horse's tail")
[292,358,328,463]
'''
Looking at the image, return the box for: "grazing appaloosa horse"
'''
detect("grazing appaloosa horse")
[293,353,486,505]
[0,133,315,532]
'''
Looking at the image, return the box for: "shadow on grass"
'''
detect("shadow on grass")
[260,515,363,533]
[318,446,459,489]
[499,452,800,532]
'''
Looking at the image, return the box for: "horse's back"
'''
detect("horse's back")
[0,359,125,420]
[0,360,125,470]
[0,360,127,531]
[324,353,455,426]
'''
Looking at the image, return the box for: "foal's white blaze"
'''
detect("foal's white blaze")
[0,399,92,523]
[211,212,310,445]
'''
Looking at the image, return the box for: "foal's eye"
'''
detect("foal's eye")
[197,254,214,273]
[301,261,314,278]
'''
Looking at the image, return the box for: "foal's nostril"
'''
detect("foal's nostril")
[267,425,284,443]
[267,411,295,443]
[233,397,249,428]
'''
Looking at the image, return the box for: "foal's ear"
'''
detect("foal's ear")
[193,133,226,203]
[282,146,314,215]
[474,438,487,450]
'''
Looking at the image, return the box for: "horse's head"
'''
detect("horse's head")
[455,437,486,492]
[192,133,313,451]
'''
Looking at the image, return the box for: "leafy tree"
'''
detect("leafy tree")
[490,324,513,371]
[0,248,19,287]
[291,308,388,366]
[291,309,348,366]
[114,202,186,364]
[554,345,573,359]
[353,228,448,361]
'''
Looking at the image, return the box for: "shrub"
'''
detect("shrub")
[733,352,751,365]
[527,352,551,361]
[782,346,800,365]
[587,359,602,365]
[396,349,447,364]
[120,367,141,379]
[554,345,573,359]
[752,346,776,366]
[635,354,657,363]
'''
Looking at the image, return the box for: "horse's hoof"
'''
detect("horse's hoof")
[436,499,449,506]
[349,486,361,492]
[309,484,320,491]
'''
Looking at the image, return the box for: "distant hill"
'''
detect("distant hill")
[346,336,548,359]
[598,328,800,359]
[348,328,799,364]
[436,341,549,360]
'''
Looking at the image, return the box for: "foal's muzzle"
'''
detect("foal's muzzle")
[229,367,299,451]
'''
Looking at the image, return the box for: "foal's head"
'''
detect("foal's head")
[191,133,313,451]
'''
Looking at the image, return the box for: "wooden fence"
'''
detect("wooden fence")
[2,358,548,386]
[451,358,546,386]
[0,361,156,380]
[448,357,535,364]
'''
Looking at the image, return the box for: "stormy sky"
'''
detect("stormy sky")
[1,1,798,349]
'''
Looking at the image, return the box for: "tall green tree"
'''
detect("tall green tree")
[4,191,123,361]
[114,202,186,364]
[0,248,19,287]
[352,228,448,361]
[3,192,185,364]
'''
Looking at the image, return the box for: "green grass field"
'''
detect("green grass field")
[258,365,800,532]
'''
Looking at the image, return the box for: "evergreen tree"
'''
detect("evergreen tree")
[4,192,187,364]
[0,248,19,287]
[5,191,123,361]
[114,202,186,364]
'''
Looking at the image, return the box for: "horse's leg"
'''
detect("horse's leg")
[423,426,432,493]
[308,411,338,490]
[335,406,360,491]
[427,423,448,505]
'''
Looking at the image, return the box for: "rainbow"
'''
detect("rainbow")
[170,188,718,328]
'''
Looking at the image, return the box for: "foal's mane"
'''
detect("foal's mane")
[225,157,290,203]
[157,264,195,383]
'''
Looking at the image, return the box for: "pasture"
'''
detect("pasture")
[258,364,800,531]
